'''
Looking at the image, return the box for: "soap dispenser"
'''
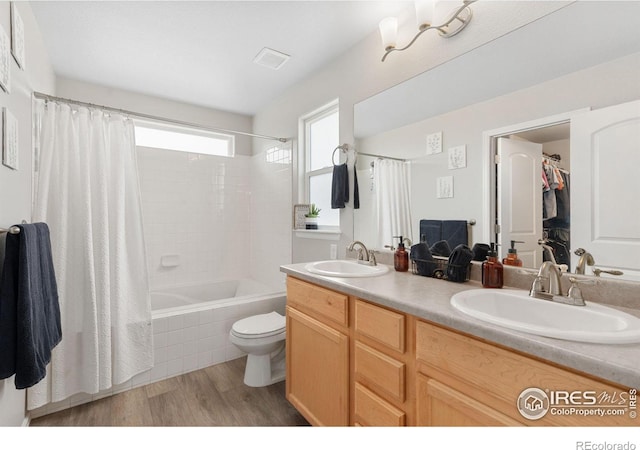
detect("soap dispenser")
[503,240,524,267]
[482,243,503,288]
[393,236,409,272]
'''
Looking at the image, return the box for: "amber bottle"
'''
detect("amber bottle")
[394,237,409,272]
[482,243,503,288]
[502,240,523,267]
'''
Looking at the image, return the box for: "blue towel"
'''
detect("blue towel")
[420,219,468,249]
[410,242,435,277]
[0,223,62,389]
[446,244,473,282]
[471,243,491,261]
[331,163,349,209]
[429,240,452,257]
[410,242,433,262]
[419,220,442,247]
[353,167,360,210]
[442,220,469,249]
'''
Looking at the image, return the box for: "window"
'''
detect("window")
[302,101,340,228]
[134,121,235,157]
[266,145,292,165]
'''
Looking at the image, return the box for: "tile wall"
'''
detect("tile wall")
[136,147,252,290]
[249,145,293,289]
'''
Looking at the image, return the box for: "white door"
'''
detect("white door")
[571,100,640,280]
[497,137,543,268]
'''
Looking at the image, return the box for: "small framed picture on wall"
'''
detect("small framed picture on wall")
[293,204,310,230]
[3,108,19,170]
[11,3,25,70]
[0,24,11,93]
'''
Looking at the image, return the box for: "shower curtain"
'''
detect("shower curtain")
[373,159,413,249]
[28,100,153,410]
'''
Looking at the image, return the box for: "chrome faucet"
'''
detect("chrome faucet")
[538,239,557,265]
[574,248,595,275]
[531,261,563,297]
[530,261,587,306]
[348,241,377,266]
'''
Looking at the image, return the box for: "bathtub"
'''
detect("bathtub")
[146,278,286,386]
[30,278,286,419]
[151,278,283,315]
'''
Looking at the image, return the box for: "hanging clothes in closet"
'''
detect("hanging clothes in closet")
[542,154,570,267]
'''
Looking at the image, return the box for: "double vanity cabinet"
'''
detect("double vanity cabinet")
[283,272,638,427]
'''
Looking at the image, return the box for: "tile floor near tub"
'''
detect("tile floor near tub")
[30,357,309,426]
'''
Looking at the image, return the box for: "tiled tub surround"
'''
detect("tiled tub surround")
[136,146,292,291]
[136,147,253,289]
[31,282,286,419]
[281,262,640,389]
[149,284,286,386]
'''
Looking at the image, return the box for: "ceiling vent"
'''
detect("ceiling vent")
[253,47,290,70]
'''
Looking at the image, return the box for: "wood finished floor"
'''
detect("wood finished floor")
[30,357,309,427]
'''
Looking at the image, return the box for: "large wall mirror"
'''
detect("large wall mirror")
[353,1,640,281]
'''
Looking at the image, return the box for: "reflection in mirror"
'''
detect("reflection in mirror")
[495,124,570,271]
[354,154,412,250]
[353,1,640,282]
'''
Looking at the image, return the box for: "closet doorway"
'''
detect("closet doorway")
[496,124,570,270]
[483,109,583,273]
[487,101,640,280]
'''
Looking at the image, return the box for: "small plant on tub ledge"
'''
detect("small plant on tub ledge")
[305,204,321,230]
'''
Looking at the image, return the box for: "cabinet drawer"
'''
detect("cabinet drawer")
[354,341,405,402]
[355,300,405,353]
[416,320,634,426]
[286,277,348,327]
[354,383,405,426]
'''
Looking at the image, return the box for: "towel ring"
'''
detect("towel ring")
[332,144,349,166]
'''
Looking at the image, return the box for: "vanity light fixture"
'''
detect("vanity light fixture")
[379,0,476,62]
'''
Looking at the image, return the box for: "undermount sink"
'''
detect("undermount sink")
[450,289,640,344]
[305,260,389,278]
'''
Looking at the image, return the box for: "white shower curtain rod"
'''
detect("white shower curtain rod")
[33,92,289,143]
[358,151,406,162]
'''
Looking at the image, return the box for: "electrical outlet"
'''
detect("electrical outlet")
[330,244,337,260]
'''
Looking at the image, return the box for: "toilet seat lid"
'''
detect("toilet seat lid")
[231,311,285,338]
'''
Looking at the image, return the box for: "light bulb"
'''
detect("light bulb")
[379,17,398,51]
[415,0,434,29]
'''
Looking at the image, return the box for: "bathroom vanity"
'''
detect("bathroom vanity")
[281,264,640,427]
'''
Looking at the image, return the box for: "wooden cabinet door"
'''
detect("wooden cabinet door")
[286,306,349,426]
[416,375,522,426]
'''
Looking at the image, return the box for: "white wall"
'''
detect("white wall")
[251,1,568,263]
[0,1,56,427]
[355,52,640,246]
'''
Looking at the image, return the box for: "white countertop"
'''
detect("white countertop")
[281,262,640,389]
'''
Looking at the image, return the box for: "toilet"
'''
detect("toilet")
[229,311,286,387]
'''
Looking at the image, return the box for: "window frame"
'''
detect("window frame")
[299,100,340,229]
[133,119,235,157]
